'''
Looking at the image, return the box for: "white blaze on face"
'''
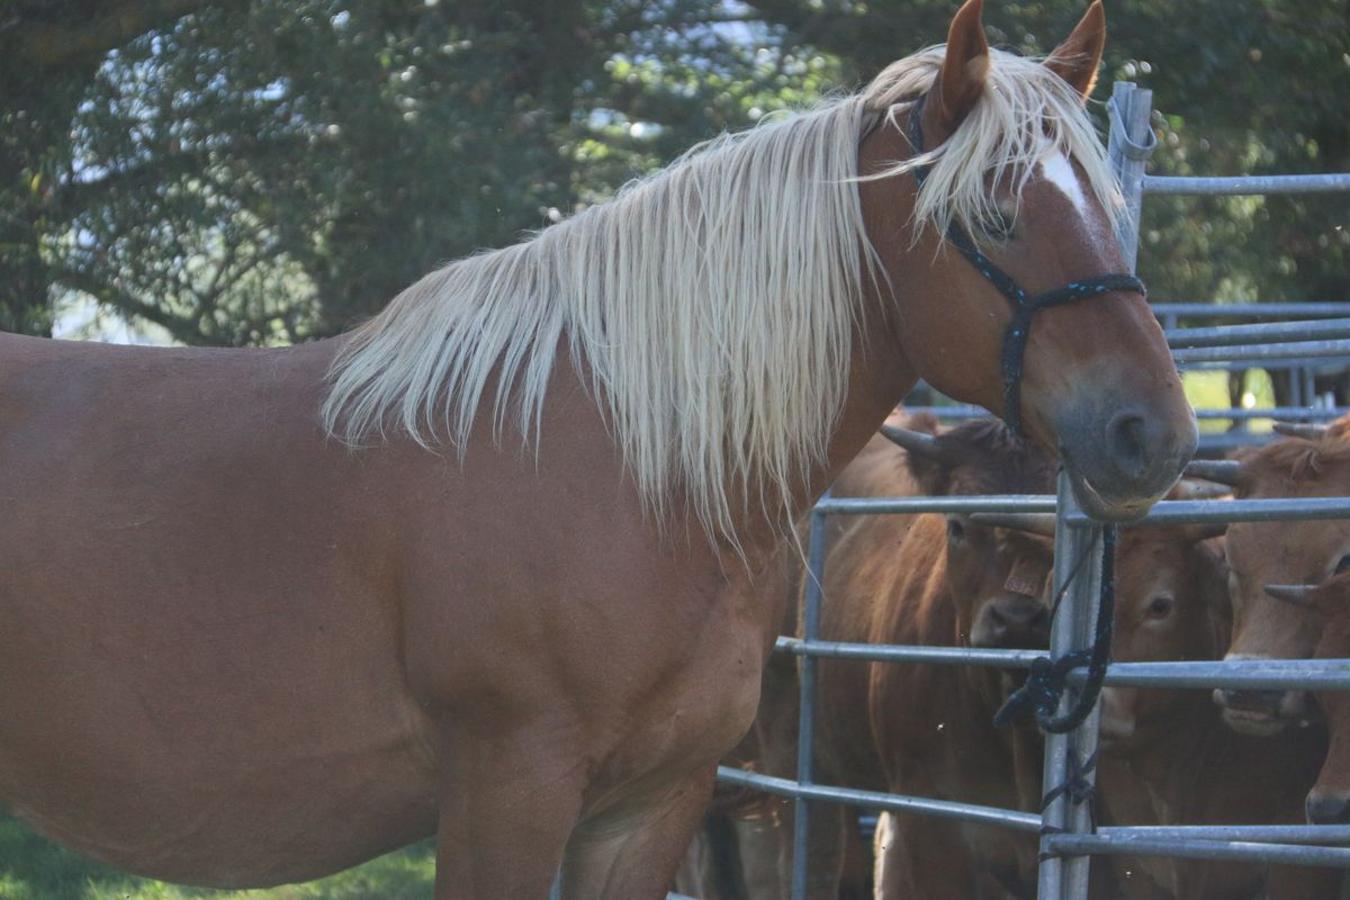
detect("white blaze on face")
[1039,147,1090,217]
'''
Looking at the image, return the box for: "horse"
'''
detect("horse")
[0,1,1195,896]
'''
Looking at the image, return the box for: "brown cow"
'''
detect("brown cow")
[1092,523,1339,899]
[1280,571,1350,826]
[824,416,1058,899]
[1196,418,1350,735]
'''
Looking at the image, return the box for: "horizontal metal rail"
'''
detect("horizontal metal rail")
[814,495,1350,525]
[901,405,1346,422]
[774,637,1350,690]
[1067,496,1350,526]
[1171,339,1350,364]
[714,771,1350,858]
[1167,318,1350,348]
[1044,833,1350,868]
[814,494,1057,515]
[1144,173,1350,195]
[1152,303,1350,319]
[1095,824,1350,845]
[716,766,1043,832]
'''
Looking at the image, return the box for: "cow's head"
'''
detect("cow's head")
[1096,521,1229,752]
[1197,420,1350,735]
[884,417,1056,650]
[1262,572,1350,824]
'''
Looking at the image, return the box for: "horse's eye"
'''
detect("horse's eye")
[981,209,1015,241]
[1147,595,1174,619]
[1336,555,1350,575]
[947,517,966,542]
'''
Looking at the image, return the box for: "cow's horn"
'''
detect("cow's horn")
[1184,459,1242,487]
[1272,421,1329,440]
[971,512,1057,537]
[1263,584,1317,606]
[880,425,944,460]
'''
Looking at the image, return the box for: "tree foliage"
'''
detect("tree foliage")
[1,0,1345,345]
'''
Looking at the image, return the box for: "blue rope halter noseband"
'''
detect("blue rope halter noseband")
[904,94,1147,436]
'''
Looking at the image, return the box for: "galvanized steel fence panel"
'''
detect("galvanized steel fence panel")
[707,81,1350,900]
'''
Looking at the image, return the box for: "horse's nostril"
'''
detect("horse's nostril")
[1104,409,1149,481]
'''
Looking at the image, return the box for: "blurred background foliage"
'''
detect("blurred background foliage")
[1,0,1346,348]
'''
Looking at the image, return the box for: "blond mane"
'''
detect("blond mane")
[322,45,1121,541]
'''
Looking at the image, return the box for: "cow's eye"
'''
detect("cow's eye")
[1147,595,1174,619]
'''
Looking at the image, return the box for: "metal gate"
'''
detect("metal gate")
[713,81,1350,900]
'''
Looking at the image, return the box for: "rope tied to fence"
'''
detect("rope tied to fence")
[1037,747,1100,858]
[993,526,1117,734]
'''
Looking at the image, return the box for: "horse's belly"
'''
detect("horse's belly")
[0,696,439,888]
[0,582,440,887]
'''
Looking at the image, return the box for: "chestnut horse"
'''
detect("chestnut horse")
[0,2,1194,897]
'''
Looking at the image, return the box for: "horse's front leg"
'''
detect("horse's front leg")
[560,764,718,900]
[432,721,587,900]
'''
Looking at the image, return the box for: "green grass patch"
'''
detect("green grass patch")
[0,816,435,900]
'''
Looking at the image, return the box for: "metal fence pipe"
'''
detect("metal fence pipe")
[1095,824,1350,845]
[1166,318,1350,347]
[1107,81,1153,271]
[777,638,1350,691]
[789,501,828,900]
[901,405,1348,422]
[776,636,1041,668]
[1144,173,1350,195]
[1043,833,1350,868]
[1038,472,1102,900]
[814,495,1056,516]
[1152,303,1350,319]
[716,767,1043,832]
[1171,338,1350,364]
[1064,496,1350,526]
[1096,659,1350,690]
[1196,433,1276,451]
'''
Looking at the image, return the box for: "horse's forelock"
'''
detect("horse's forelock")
[861,45,1122,247]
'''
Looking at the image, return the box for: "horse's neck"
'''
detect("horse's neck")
[741,305,916,555]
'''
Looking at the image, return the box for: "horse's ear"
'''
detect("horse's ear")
[1045,1,1107,101]
[934,0,990,131]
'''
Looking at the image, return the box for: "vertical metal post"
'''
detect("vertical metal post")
[1106,81,1154,272]
[1037,472,1103,900]
[791,496,830,900]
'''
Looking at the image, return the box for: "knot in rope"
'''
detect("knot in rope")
[994,527,1117,734]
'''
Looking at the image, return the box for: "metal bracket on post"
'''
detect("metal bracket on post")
[1037,472,1106,900]
[1106,81,1155,273]
[790,495,831,900]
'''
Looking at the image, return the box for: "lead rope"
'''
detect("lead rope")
[994,526,1116,733]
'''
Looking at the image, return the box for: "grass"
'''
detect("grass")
[1182,369,1276,433]
[0,815,435,900]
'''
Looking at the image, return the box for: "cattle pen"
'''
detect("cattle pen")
[704,81,1350,900]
